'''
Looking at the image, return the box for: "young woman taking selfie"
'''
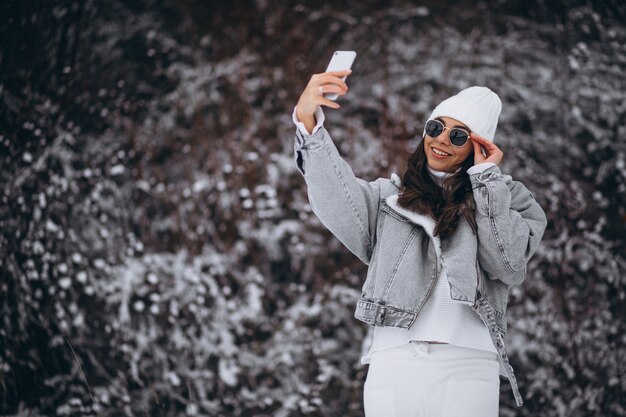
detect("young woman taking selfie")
[292,68,547,417]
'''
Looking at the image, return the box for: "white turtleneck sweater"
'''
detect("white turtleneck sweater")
[291,105,498,364]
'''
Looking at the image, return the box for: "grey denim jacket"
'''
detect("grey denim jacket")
[293,124,548,407]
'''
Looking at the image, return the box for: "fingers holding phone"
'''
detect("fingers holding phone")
[296,51,356,120]
[318,70,352,102]
[297,69,352,116]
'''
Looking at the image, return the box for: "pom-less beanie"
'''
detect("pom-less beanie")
[422,86,502,142]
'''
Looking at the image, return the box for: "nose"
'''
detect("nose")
[434,129,452,146]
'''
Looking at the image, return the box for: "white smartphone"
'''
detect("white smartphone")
[323,50,356,100]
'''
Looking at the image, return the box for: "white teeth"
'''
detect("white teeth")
[432,147,450,156]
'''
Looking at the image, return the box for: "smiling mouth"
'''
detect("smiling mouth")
[431,146,452,157]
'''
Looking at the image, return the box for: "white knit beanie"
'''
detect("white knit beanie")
[422,86,502,142]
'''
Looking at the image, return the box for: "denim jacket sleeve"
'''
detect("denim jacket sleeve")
[469,164,548,287]
[294,125,383,265]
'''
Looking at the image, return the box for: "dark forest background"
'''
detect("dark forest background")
[1,0,625,416]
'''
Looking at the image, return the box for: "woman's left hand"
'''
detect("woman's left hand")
[470,133,503,165]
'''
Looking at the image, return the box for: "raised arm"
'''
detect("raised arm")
[467,132,547,287]
[470,164,547,286]
[291,68,386,265]
[293,106,383,265]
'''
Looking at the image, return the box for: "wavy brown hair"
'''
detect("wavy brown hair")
[397,138,478,239]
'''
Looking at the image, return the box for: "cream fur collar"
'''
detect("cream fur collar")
[384,193,442,260]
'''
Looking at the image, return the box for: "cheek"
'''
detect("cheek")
[456,144,473,160]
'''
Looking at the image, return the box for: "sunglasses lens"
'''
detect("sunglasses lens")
[425,120,443,137]
[449,129,469,146]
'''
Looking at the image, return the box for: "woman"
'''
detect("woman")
[292,70,547,417]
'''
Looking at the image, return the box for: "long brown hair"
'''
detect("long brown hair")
[397,138,477,239]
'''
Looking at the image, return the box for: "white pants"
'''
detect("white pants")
[364,341,501,417]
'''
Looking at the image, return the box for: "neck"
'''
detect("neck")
[427,165,458,185]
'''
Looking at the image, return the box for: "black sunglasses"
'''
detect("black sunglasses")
[424,119,471,147]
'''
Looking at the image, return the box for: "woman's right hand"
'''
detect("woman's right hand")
[295,69,351,121]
